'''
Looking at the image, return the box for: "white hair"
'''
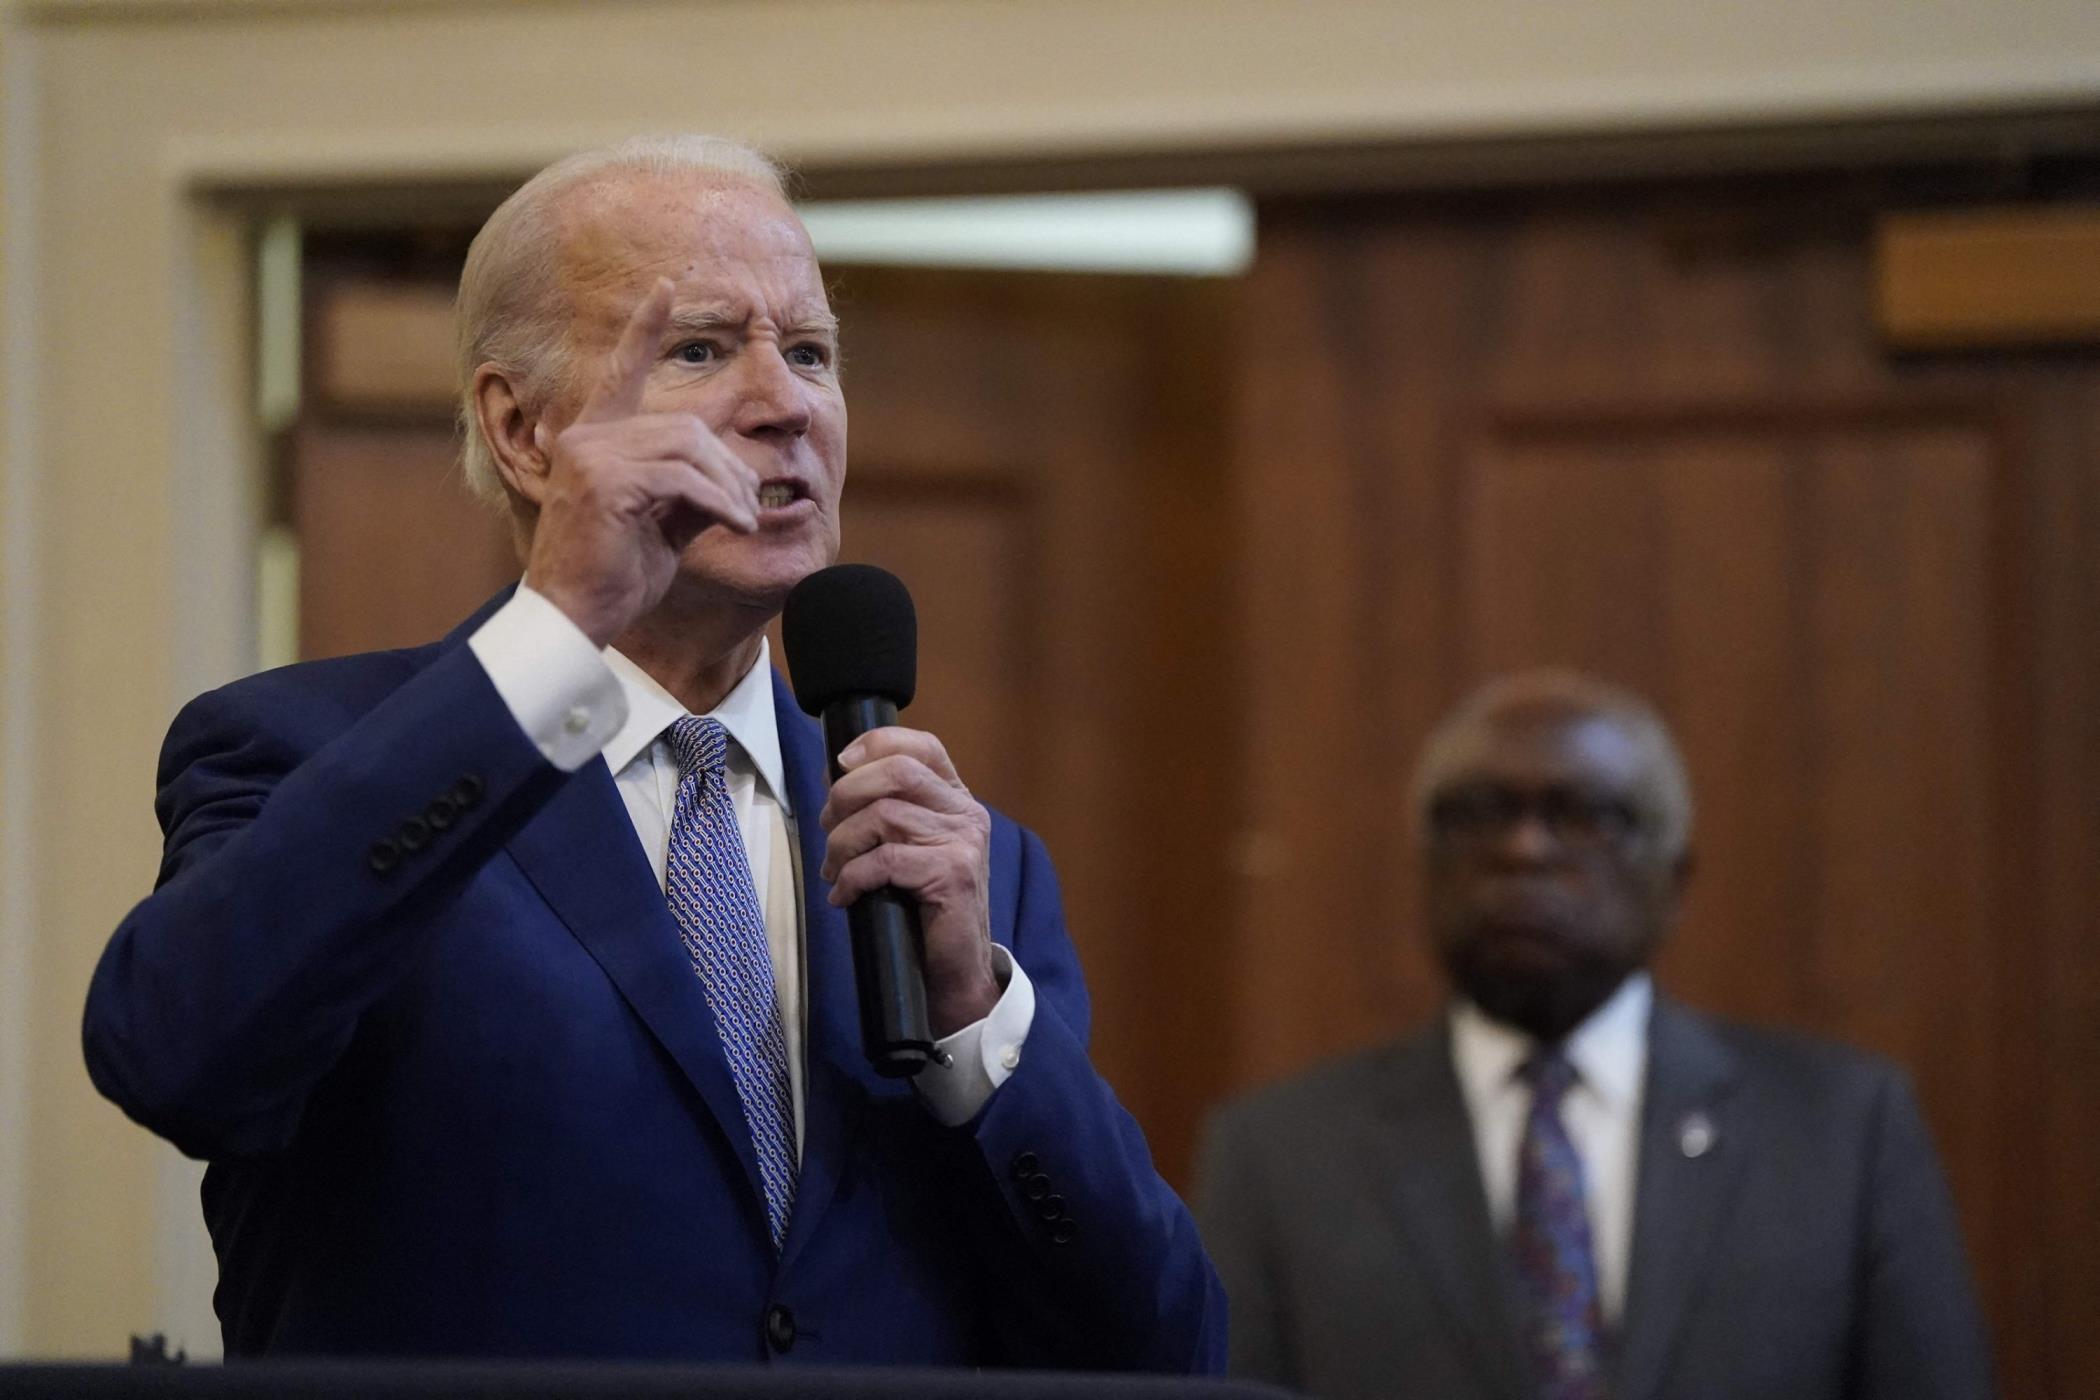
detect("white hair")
[1408,669,1696,862]
[454,134,791,507]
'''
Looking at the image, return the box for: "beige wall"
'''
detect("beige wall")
[1,5,33,1363]
[4,0,2098,1361]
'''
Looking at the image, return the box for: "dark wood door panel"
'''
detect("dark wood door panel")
[292,422,515,659]
[830,486,1036,816]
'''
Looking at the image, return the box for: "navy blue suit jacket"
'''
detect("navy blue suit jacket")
[83,595,1225,1369]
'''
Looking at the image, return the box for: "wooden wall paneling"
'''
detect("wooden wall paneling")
[826,480,1036,814]
[1229,227,1343,1082]
[1112,277,1241,1173]
[1797,424,2003,1273]
[2009,364,2100,1394]
[818,267,1238,1184]
[312,280,461,415]
[1647,437,1804,1026]
[1460,436,1671,675]
[1341,224,1493,1040]
[298,268,515,660]
[1458,426,1804,1020]
[290,423,517,660]
[1228,211,1461,1087]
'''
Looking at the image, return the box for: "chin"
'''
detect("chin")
[679,528,838,609]
[1447,934,1631,1042]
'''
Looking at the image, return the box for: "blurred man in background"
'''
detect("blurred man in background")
[82,134,1222,1368]
[1196,670,1989,1400]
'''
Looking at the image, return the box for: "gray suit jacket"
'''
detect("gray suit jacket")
[1194,997,1992,1400]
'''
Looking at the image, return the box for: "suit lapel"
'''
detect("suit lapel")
[504,750,773,1222]
[469,603,877,1266]
[1615,998,1748,1400]
[1366,1026,1529,1400]
[771,672,868,1269]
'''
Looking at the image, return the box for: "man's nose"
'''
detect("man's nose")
[1489,812,1561,866]
[730,345,813,439]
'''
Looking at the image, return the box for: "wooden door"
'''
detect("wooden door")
[1230,184,2100,1400]
[290,249,1237,1183]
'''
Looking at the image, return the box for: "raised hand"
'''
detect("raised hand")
[523,279,765,647]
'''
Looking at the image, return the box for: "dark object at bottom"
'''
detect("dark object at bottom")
[126,1337,186,1367]
[0,1363,1296,1399]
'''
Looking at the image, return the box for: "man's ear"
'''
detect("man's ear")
[472,363,550,508]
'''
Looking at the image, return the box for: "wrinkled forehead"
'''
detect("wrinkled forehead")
[550,171,827,328]
[1431,703,1654,798]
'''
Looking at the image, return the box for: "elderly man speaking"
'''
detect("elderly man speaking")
[83,135,1224,1370]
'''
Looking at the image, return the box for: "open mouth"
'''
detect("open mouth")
[758,479,808,511]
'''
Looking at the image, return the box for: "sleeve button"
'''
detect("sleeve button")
[1021,1172,1051,1202]
[396,816,432,852]
[1049,1218,1077,1246]
[1009,1151,1039,1181]
[1036,1193,1066,1222]
[451,774,485,808]
[425,796,458,831]
[366,839,402,875]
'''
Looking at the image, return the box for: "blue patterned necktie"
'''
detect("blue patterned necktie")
[665,716,797,1252]
[1512,1049,1609,1400]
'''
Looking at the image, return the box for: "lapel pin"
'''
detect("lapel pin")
[1678,1111,1718,1159]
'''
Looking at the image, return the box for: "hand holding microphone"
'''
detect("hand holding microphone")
[785,565,999,1076]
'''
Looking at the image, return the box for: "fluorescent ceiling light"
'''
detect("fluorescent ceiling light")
[796,188,1253,277]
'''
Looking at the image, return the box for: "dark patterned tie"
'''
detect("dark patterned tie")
[665,716,798,1252]
[1512,1049,1609,1400]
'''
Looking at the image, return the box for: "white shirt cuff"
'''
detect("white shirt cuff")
[914,944,1035,1127]
[466,584,628,772]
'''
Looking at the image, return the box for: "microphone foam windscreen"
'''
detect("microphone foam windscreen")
[782,564,918,715]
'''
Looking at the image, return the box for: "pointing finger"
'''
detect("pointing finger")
[577,278,673,424]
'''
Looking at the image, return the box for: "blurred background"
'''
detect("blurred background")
[2,0,2097,1394]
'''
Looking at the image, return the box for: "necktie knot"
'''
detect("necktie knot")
[1520,1048,1580,1108]
[668,715,731,784]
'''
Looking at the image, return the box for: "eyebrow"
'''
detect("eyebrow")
[664,307,840,338]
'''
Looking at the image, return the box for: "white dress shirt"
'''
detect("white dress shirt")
[466,584,1034,1135]
[1449,972,1653,1321]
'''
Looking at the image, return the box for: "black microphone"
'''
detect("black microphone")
[782,564,936,1078]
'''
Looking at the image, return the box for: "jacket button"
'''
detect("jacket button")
[1049,1218,1077,1246]
[450,774,485,808]
[764,1304,796,1353]
[366,839,401,875]
[396,816,432,852]
[1021,1172,1051,1202]
[1010,1151,1039,1181]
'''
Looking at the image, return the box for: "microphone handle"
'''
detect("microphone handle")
[822,696,936,1077]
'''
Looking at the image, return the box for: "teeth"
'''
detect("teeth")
[759,483,795,509]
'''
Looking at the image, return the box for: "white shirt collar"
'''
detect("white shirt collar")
[600,635,789,812]
[1449,971,1653,1110]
